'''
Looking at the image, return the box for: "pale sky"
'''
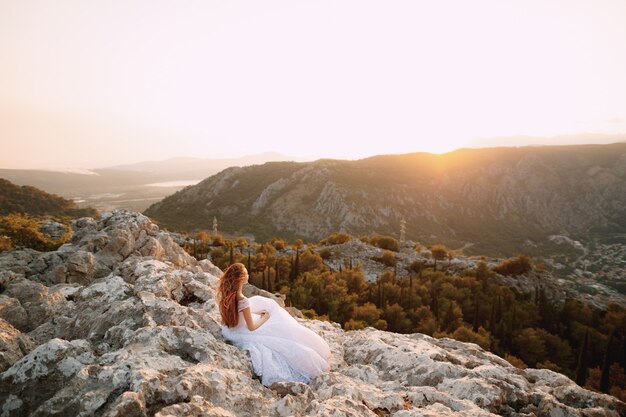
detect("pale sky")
[1,0,626,169]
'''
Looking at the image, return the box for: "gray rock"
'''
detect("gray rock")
[0,319,35,372]
[0,210,623,417]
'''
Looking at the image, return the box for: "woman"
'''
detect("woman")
[218,263,331,386]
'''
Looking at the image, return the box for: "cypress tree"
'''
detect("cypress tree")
[575,329,590,386]
[600,329,616,393]
[294,249,300,279]
[275,259,280,283]
[620,334,626,370]
[229,244,234,266]
[535,285,539,306]
[247,251,251,272]
[496,294,502,323]
[382,285,387,309]
[267,265,273,293]
[472,291,480,332]
[261,268,267,290]
[489,299,496,334]
[511,302,517,331]
[444,303,456,332]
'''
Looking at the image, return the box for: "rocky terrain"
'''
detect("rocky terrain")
[541,238,626,297]
[1,210,624,416]
[144,143,626,260]
[308,239,626,311]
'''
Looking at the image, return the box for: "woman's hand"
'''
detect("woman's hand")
[243,308,270,331]
[259,310,270,321]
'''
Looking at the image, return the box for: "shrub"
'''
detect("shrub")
[504,354,528,369]
[449,325,491,350]
[301,309,318,319]
[0,236,13,252]
[270,238,287,250]
[344,319,367,330]
[370,234,399,251]
[374,250,396,267]
[494,254,533,276]
[0,214,70,251]
[408,259,426,274]
[319,248,332,260]
[536,360,562,373]
[212,234,224,246]
[322,232,353,245]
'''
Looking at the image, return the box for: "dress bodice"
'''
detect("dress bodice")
[237,296,250,312]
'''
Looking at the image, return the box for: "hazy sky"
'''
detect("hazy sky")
[1,0,625,169]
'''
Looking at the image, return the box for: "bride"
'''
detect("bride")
[218,262,331,386]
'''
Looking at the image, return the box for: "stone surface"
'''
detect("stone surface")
[0,210,623,417]
[0,319,35,372]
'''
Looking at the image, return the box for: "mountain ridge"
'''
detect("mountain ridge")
[144,143,626,257]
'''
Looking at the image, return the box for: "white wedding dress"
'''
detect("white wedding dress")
[221,295,331,386]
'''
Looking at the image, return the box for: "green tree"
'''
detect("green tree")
[382,303,413,333]
[449,325,491,350]
[513,328,547,367]
[428,244,448,271]
[352,303,381,327]
[575,329,590,386]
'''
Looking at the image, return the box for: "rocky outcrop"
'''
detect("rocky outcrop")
[0,210,623,416]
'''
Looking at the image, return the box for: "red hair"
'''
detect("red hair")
[218,263,247,328]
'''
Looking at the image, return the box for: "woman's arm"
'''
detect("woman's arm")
[242,307,270,331]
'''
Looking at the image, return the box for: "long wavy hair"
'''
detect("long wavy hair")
[218,262,247,328]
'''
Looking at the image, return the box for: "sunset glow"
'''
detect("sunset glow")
[1,1,625,168]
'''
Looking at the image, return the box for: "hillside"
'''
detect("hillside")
[0,178,96,218]
[0,153,304,213]
[0,210,623,416]
[144,143,626,258]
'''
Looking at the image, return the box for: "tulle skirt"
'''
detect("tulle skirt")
[221,295,331,386]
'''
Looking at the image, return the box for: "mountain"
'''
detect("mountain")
[144,143,626,258]
[105,152,304,177]
[0,210,623,416]
[0,178,96,218]
[0,152,306,213]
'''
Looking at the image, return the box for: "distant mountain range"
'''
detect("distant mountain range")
[104,152,302,176]
[0,152,303,212]
[144,143,626,257]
